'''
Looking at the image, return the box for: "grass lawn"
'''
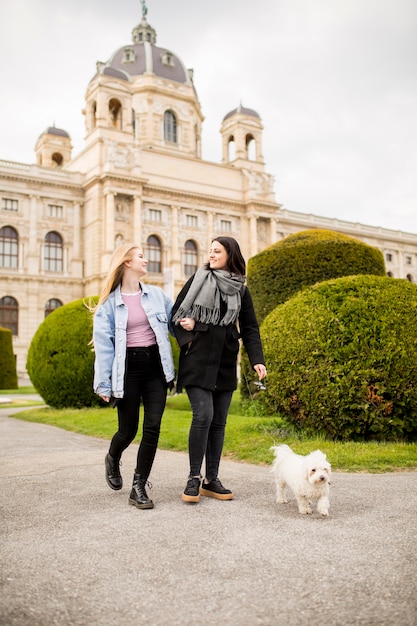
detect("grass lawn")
[2,388,416,473]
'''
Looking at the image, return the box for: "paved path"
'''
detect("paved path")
[0,407,416,626]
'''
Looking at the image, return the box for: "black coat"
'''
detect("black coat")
[172,275,265,391]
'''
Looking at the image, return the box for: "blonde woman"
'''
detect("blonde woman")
[93,244,175,509]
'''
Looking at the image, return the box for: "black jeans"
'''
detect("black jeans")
[109,346,167,479]
[185,386,234,481]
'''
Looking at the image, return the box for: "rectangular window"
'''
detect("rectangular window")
[220,220,232,232]
[386,253,393,263]
[149,209,162,222]
[406,256,412,265]
[186,215,198,228]
[48,204,63,218]
[1,198,18,211]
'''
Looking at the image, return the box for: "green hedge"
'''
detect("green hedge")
[241,229,386,400]
[260,275,417,442]
[26,298,99,408]
[247,229,386,323]
[0,327,18,389]
[170,334,180,380]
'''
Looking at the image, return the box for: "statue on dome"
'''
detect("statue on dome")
[141,0,148,18]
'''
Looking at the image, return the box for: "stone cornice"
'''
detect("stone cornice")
[81,172,148,192]
[142,185,282,215]
[0,160,84,192]
[277,208,417,243]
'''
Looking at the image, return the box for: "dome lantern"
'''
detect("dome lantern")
[132,1,156,44]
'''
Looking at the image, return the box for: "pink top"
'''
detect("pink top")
[122,291,156,347]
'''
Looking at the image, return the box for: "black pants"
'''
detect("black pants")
[109,346,167,479]
[186,386,234,481]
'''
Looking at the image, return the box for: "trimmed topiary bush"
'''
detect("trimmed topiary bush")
[241,229,386,400]
[247,229,386,324]
[260,275,417,442]
[169,334,180,383]
[0,327,18,389]
[27,298,100,408]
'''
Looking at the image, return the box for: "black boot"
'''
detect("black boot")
[105,453,122,490]
[129,473,154,509]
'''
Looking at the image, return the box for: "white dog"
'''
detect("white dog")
[270,444,331,516]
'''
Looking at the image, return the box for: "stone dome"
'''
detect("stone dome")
[223,104,260,122]
[42,126,70,138]
[92,16,192,86]
[106,43,190,84]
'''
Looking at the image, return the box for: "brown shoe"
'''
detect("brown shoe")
[200,478,234,500]
[182,476,201,503]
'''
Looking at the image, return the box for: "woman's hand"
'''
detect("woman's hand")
[254,364,267,380]
[179,317,195,331]
[99,395,110,403]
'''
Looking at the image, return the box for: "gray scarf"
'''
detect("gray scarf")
[172,267,245,326]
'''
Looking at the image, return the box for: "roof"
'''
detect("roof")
[223,104,261,122]
[43,127,70,138]
[104,43,190,84]
[92,17,191,86]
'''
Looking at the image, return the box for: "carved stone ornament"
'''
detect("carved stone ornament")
[106,140,141,169]
[242,169,275,195]
[115,196,132,221]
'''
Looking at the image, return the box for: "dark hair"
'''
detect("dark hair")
[205,236,246,276]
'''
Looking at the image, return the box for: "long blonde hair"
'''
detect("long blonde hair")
[91,243,139,314]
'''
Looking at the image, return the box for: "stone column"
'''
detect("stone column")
[105,192,115,252]
[207,212,214,253]
[101,192,115,274]
[28,195,39,273]
[72,202,81,257]
[249,214,258,257]
[269,217,277,246]
[133,195,142,243]
[170,204,181,289]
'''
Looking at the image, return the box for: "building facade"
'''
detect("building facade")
[1,10,417,376]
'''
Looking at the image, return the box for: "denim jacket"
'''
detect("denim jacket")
[93,283,175,399]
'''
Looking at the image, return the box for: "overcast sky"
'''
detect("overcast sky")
[1,0,416,233]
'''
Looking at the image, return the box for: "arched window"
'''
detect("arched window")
[109,98,122,129]
[146,235,162,273]
[0,226,18,269]
[51,152,63,167]
[406,274,413,283]
[0,296,18,335]
[45,298,63,317]
[44,231,63,272]
[91,101,97,128]
[164,110,177,143]
[131,108,136,136]
[183,240,198,276]
[246,134,256,160]
[227,135,236,162]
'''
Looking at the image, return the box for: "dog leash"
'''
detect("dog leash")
[243,371,276,444]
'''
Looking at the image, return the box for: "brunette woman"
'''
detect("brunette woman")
[172,236,266,503]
